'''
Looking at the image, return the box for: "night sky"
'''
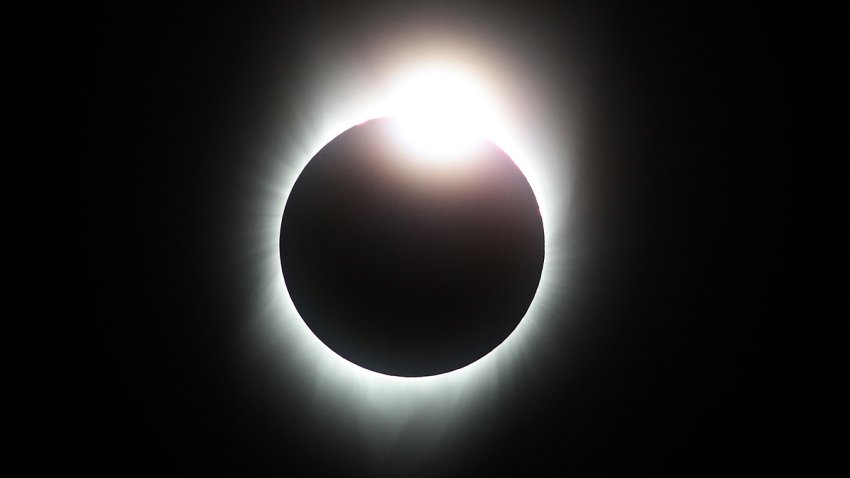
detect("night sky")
[18,2,832,475]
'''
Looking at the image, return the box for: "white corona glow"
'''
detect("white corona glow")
[237,39,579,460]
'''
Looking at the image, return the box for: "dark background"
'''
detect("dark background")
[17,1,835,475]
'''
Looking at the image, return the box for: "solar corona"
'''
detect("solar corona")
[244,57,573,442]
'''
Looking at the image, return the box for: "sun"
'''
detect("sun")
[236,51,575,456]
[275,60,563,379]
[262,60,564,381]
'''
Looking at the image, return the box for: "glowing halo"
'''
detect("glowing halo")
[235,49,578,456]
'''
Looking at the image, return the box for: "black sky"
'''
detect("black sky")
[17,1,834,475]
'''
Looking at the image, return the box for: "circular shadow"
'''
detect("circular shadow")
[280,117,544,376]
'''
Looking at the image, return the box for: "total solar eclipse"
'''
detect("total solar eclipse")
[280,117,544,377]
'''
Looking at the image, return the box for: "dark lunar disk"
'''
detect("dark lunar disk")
[280,117,544,376]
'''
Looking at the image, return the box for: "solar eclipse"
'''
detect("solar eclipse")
[236,23,579,460]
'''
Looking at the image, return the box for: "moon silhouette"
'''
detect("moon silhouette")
[280,117,544,376]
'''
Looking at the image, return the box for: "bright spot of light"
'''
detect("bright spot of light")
[389,66,498,161]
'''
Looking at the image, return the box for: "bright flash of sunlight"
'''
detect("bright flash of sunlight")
[388,66,498,161]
